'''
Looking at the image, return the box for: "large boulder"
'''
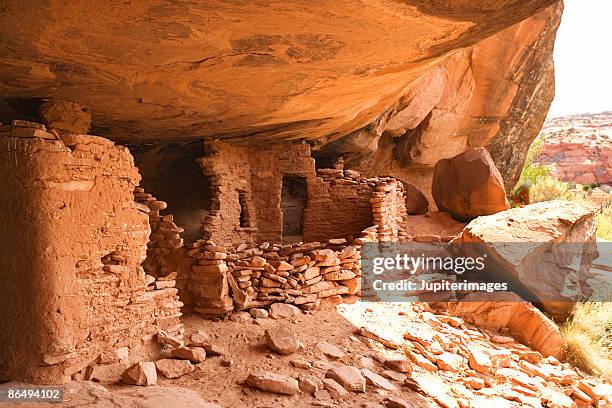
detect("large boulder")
[453,200,598,321]
[432,147,509,221]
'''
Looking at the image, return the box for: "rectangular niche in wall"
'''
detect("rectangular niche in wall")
[281,176,307,243]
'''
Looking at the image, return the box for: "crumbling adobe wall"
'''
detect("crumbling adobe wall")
[198,142,257,246]
[130,143,213,244]
[181,170,409,316]
[303,169,376,242]
[0,121,182,384]
[134,189,196,307]
[370,179,410,242]
[134,188,185,278]
[200,140,384,245]
[199,141,317,245]
[249,143,315,242]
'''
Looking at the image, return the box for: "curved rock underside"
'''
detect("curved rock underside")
[0,0,562,192]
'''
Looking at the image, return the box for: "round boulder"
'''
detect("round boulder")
[265,325,300,355]
[432,147,509,221]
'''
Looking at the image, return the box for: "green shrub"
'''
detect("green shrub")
[511,135,574,205]
[529,175,575,203]
[596,205,612,240]
[517,135,550,187]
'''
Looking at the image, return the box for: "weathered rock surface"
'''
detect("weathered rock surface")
[264,326,300,355]
[322,378,349,400]
[269,303,301,319]
[451,291,565,358]
[170,347,207,363]
[383,358,412,373]
[85,363,128,384]
[121,362,157,386]
[402,181,429,215]
[0,1,562,192]
[361,368,397,391]
[298,373,324,393]
[155,359,195,379]
[246,371,300,395]
[316,341,344,359]
[39,99,91,135]
[454,200,598,321]
[325,365,366,393]
[467,348,492,373]
[432,147,509,221]
[0,381,222,408]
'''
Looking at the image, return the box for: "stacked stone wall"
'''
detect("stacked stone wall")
[198,141,382,246]
[370,179,410,242]
[180,238,363,316]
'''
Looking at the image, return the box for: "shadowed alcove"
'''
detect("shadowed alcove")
[128,141,212,243]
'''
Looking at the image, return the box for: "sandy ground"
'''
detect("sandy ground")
[146,301,434,407]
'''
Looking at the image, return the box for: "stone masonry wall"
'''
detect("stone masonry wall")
[199,142,374,245]
[199,141,317,245]
[197,142,256,246]
[179,170,410,317]
[371,179,410,242]
[0,121,182,384]
[305,169,376,242]
[199,140,386,246]
[182,238,363,316]
[134,188,185,279]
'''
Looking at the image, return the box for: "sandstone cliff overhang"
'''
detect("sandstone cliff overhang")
[0,0,562,190]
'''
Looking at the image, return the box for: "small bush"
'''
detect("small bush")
[517,135,549,187]
[528,175,575,203]
[596,205,612,240]
[511,135,575,205]
[561,302,612,379]
[583,182,600,192]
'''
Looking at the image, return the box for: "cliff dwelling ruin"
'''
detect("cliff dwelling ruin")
[0,0,610,407]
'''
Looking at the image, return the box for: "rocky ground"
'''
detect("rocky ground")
[2,300,610,408]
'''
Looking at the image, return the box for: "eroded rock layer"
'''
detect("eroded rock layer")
[0,0,561,192]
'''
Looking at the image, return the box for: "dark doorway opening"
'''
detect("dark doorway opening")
[128,141,212,244]
[281,176,307,243]
[238,190,249,227]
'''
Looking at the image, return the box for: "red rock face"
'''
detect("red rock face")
[534,112,612,186]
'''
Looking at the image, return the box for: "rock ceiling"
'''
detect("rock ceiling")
[0,0,562,188]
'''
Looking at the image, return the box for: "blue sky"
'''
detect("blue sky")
[548,0,612,118]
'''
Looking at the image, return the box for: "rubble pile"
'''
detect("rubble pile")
[237,303,612,407]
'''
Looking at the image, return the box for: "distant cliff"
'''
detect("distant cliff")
[534,112,612,186]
